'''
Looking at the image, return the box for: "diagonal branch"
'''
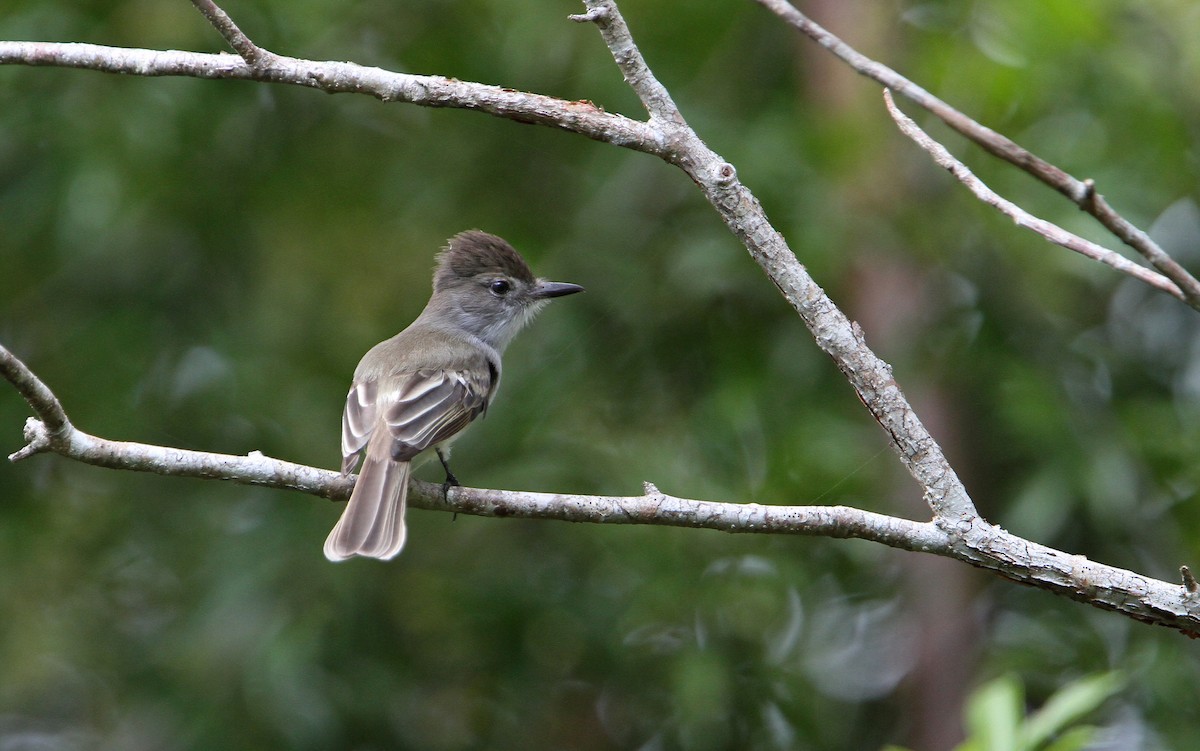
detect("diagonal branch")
[884,91,1185,300]
[0,344,70,460]
[0,6,982,527]
[188,0,276,66]
[0,6,976,524]
[577,0,979,525]
[755,0,1200,309]
[571,1,684,126]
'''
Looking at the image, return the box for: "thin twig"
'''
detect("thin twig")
[754,0,1200,308]
[884,91,1185,301]
[188,0,275,66]
[0,344,70,437]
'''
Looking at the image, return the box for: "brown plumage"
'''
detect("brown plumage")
[324,231,583,561]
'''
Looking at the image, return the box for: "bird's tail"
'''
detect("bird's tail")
[324,450,410,561]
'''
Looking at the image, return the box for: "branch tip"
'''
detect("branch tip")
[8,444,38,462]
[8,417,51,462]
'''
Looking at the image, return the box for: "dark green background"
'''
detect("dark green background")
[3,0,1199,748]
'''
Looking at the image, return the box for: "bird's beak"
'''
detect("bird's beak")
[533,280,585,299]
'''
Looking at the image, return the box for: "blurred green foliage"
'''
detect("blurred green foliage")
[2,0,1200,748]
[887,672,1124,751]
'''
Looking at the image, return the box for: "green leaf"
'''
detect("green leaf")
[1041,725,1098,751]
[965,675,1023,751]
[1021,672,1123,749]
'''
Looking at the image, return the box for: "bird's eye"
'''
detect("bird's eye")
[489,279,511,296]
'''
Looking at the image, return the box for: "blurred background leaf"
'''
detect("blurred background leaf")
[891,671,1121,751]
[2,0,1199,748]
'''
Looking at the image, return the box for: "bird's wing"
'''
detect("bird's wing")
[381,368,491,462]
[341,368,491,473]
[342,378,379,475]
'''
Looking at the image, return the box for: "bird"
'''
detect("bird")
[324,230,584,561]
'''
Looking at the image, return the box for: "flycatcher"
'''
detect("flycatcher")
[324,230,584,561]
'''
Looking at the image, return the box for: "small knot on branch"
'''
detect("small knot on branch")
[642,481,661,496]
[1182,565,1199,595]
[1080,178,1097,208]
[568,6,609,24]
[9,417,50,462]
[715,162,737,185]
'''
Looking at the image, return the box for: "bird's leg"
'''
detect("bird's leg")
[435,447,462,521]
[436,447,460,497]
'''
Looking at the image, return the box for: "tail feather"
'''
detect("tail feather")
[324,455,410,561]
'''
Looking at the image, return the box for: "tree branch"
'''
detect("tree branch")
[754,0,1200,309]
[575,0,979,525]
[570,1,684,127]
[0,41,663,156]
[0,343,70,454]
[188,0,276,66]
[2,1,1198,635]
[5,340,1199,634]
[0,18,980,526]
[883,91,1185,300]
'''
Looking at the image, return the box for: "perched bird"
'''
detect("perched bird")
[324,231,584,561]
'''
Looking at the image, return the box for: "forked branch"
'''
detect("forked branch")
[754,0,1200,308]
[883,91,1185,300]
[2,0,1199,635]
[188,0,276,65]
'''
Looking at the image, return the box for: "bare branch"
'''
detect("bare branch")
[0,42,662,157]
[188,0,275,66]
[435,484,945,552]
[0,343,70,439]
[0,34,979,523]
[574,0,685,126]
[884,91,1185,301]
[4,340,1199,633]
[14,414,354,498]
[3,1,1197,635]
[0,35,976,524]
[574,1,980,524]
[755,0,1200,308]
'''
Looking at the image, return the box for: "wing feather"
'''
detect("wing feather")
[341,379,378,475]
[383,368,490,461]
[341,367,492,471]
